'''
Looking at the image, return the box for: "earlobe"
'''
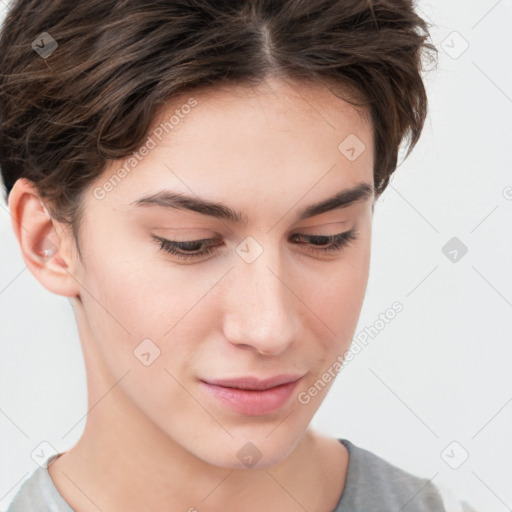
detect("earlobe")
[8,178,82,298]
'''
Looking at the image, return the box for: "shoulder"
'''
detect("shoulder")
[335,439,477,512]
[5,455,74,512]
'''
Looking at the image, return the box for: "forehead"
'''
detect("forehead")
[153,76,371,145]
[149,77,372,172]
[90,77,374,218]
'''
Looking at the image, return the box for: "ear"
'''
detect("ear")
[8,178,82,297]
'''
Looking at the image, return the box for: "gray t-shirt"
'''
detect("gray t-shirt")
[6,438,477,511]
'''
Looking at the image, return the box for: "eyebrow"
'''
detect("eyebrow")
[131,182,374,224]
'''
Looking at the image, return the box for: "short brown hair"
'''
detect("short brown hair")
[0,0,437,241]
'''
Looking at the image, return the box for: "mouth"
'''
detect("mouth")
[200,374,304,416]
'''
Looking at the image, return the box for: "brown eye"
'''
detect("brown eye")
[152,234,221,260]
[152,229,358,262]
[290,229,357,253]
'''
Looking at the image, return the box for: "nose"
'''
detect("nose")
[221,245,301,356]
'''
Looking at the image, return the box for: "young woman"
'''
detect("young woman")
[1,1,477,510]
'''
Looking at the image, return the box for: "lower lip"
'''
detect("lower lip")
[200,379,300,416]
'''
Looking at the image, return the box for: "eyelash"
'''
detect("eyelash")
[152,229,358,261]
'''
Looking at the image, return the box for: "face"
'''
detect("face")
[68,77,374,468]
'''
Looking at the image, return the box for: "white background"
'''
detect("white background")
[1,1,511,511]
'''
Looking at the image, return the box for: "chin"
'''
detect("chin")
[187,430,303,470]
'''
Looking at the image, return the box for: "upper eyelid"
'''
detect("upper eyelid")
[153,223,353,238]
[158,230,351,243]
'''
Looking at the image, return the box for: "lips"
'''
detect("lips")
[200,374,303,416]
[203,374,303,391]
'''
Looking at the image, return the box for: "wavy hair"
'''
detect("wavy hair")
[0,0,437,242]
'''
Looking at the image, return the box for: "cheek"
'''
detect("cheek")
[76,232,219,370]
[304,235,370,319]
[77,208,371,369]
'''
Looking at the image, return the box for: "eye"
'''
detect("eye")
[152,234,222,260]
[152,229,358,261]
[289,229,358,254]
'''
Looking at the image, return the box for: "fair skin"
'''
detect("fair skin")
[9,77,374,512]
